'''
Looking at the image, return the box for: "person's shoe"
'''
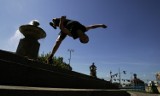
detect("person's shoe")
[102,24,107,28]
[49,22,57,29]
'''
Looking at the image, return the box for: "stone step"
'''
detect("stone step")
[0,85,131,96]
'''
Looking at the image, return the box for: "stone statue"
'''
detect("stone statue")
[16,20,46,59]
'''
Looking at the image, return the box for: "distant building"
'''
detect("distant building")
[131,74,145,89]
[147,80,159,93]
[156,72,160,80]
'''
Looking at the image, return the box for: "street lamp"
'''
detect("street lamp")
[118,68,127,87]
[68,49,74,65]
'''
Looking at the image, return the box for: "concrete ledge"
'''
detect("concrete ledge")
[0,85,130,96]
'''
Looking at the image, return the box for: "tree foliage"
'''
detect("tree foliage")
[37,52,72,71]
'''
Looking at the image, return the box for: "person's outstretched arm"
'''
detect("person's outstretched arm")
[86,24,107,31]
[48,34,66,61]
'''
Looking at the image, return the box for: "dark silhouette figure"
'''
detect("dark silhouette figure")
[90,63,97,78]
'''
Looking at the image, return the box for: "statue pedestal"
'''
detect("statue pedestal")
[16,38,40,59]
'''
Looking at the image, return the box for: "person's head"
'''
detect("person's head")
[79,33,89,44]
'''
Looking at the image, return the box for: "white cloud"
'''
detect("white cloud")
[8,30,24,51]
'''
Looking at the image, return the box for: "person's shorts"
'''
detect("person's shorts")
[67,21,87,39]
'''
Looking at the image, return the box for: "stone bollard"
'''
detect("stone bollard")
[16,20,46,59]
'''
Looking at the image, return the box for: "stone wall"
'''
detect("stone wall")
[0,49,118,89]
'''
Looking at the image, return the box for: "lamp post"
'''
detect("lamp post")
[68,49,74,65]
[118,68,127,87]
[119,68,122,86]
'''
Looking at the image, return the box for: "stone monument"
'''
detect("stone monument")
[16,20,46,59]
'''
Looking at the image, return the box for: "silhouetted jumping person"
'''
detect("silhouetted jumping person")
[47,16,107,64]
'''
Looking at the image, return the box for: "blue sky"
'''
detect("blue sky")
[0,0,160,83]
